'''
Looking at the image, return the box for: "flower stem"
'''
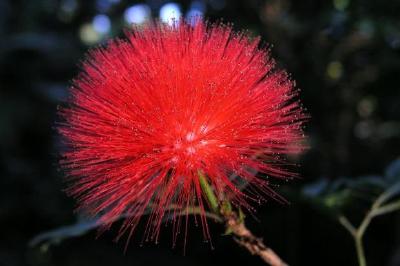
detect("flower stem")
[338,182,400,266]
[355,235,366,266]
[338,213,370,266]
[197,170,288,266]
[198,170,219,213]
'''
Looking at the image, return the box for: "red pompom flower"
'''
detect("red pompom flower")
[59,21,306,245]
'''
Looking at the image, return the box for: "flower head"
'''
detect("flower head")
[59,21,306,245]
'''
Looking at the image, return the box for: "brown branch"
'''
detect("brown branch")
[197,173,287,265]
[224,212,288,266]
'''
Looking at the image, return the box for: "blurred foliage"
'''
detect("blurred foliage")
[1,0,400,266]
[303,159,400,266]
[303,159,400,216]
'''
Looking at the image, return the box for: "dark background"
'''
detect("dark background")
[1,0,400,265]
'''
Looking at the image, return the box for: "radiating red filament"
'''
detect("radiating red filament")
[58,20,307,246]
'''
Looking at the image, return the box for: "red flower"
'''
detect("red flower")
[59,21,306,245]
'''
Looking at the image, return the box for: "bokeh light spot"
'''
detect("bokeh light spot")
[333,0,350,11]
[159,2,181,25]
[186,1,206,24]
[124,4,151,24]
[93,14,111,34]
[327,61,343,80]
[79,23,102,45]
